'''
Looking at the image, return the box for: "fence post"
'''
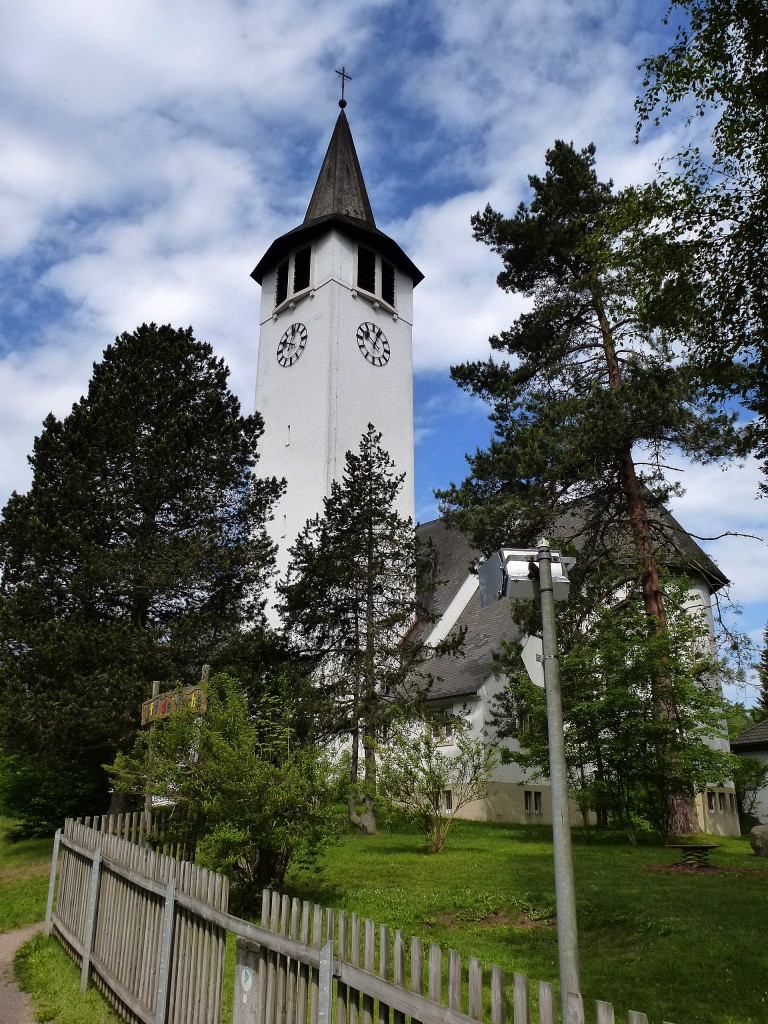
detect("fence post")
[566,991,585,1024]
[154,877,177,1024]
[44,829,61,936]
[234,938,259,1024]
[80,849,102,993]
[318,940,334,1024]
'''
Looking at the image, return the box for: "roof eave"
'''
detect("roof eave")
[251,214,424,286]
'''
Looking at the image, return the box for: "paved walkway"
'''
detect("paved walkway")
[0,923,43,1024]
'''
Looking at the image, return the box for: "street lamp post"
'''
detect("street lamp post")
[536,539,580,1021]
[479,539,581,1022]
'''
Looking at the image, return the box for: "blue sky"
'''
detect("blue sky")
[1,0,765,699]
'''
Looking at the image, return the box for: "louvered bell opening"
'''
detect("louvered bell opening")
[357,246,376,294]
[293,246,311,293]
[275,260,289,306]
[381,259,395,307]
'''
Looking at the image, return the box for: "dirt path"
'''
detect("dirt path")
[0,923,43,1024]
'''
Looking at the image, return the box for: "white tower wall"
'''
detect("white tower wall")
[254,227,415,592]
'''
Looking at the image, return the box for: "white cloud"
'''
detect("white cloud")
[1,0,764,645]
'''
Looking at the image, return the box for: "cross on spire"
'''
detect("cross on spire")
[335,66,352,108]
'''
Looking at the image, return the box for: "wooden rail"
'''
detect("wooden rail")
[47,824,678,1024]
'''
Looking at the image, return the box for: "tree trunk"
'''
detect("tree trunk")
[108,789,132,815]
[596,297,697,838]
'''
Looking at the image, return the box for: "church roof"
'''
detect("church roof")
[418,519,523,701]
[731,718,768,752]
[417,506,729,702]
[303,110,375,227]
[251,110,423,286]
[553,504,728,593]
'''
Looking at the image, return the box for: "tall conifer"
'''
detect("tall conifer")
[438,142,742,836]
[279,425,457,835]
[0,323,281,832]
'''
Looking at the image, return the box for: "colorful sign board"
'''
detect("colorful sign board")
[141,684,207,726]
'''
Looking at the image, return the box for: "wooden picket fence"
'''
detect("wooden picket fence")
[47,822,677,1024]
[47,818,227,1024]
[236,890,675,1024]
[72,810,194,861]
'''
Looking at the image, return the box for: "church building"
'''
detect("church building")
[251,99,740,837]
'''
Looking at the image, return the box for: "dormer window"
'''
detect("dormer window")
[356,246,396,308]
[275,245,312,308]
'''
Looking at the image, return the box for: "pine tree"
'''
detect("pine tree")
[758,623,768,719]
[437,142,742,837]
[0,323,282,833]
[278,425,457,835]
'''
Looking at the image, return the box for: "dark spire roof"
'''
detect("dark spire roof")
[303,110,376,228]
[251,109,423,287]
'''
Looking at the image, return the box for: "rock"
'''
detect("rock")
[749,825,768,856]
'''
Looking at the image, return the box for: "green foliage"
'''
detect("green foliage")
[109,673,338,911]
[0,324,281,834]
[438,141,740,558]
[378,719,495,852]
[731,755,768,825]
[758,622,768,716]
[723,700,756,743]
[0,756,107,839]
[279,425,461,834]
[492,571,735,841]
[637,1,768,483]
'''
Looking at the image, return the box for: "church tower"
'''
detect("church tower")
[252,101,423,595]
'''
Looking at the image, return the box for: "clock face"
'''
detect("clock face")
[356,322,390,366]
[276,323,307,367]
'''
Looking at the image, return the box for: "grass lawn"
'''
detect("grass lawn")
[1,815,766,1024]
[286,820,768,1024]
[0,817,52,932]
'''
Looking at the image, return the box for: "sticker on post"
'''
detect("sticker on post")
[241,966,253,1003]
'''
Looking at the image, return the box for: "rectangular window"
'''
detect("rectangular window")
[718,792,726,812]
[729,793,736,813]
[434,719,454,745]
[356,246,397,309]
[275,260,289,306]
[293,246,311,293]
[443,790,453,813]
[707,791,716,812]
[381,259,395,306]
[357,246,376,294]
[525,790,542,815]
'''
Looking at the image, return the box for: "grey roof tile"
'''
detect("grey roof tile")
[417,506,728,702]
[731,718,768,751]
[418,519,522,700]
